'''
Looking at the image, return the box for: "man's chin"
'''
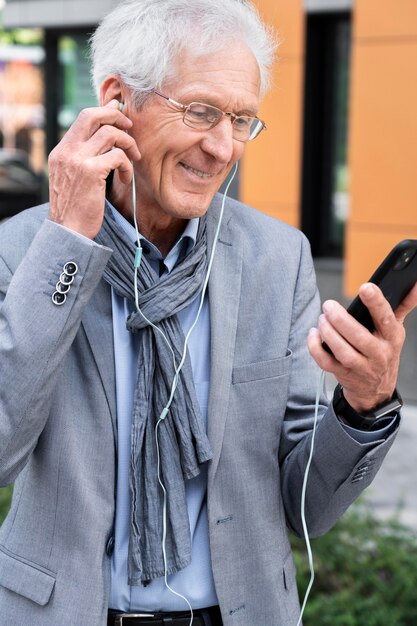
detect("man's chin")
[172,190,218,219]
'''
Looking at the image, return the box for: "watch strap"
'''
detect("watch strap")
[333,384,403,431]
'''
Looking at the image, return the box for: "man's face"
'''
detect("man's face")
[128,41,261,224]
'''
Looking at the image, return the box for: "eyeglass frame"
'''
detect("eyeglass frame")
[152,90,267,142]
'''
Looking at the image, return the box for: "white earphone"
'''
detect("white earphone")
[127,133,238,623]
[118,98,318,626]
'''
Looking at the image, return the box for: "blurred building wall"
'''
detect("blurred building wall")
[244,0,417,299]
[4,0,416,295]
[3,0,417,398]
[245,0,417,401]
[241,0,304,226]
[241,0,305,230]
[345,0,417,294]
[0,46,45,171]
[3,0,118,28]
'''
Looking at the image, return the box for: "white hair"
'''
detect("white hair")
[90,0,278,108]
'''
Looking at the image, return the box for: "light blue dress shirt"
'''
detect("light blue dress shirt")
[106,205,396,612]
[109,207,218,612]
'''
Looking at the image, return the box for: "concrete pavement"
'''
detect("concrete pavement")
[365,402,417,530]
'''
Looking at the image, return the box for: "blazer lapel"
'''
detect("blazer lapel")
[81,279,117,441]
[80,198,243,462]
[207,199,243,488]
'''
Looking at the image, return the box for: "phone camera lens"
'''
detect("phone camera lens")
[393,248,417,270]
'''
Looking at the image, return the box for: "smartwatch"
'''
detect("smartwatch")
[333,384,403,431]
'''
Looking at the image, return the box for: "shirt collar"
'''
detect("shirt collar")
[106,200,199,275]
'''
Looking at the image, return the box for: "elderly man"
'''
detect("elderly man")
[0,1,415,625]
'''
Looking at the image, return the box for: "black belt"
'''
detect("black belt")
[108,606,222,626]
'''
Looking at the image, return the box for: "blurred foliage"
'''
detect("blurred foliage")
[0,28,43,46]
[0,485,12,525]
[0,8,43,45]
[60,36,77,52]
[291,502,417,625]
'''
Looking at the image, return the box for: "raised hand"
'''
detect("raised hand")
[308,282,417,412]
[48,100,141,239]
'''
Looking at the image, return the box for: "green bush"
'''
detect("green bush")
[0,485,12,525]
[291,502,417,626]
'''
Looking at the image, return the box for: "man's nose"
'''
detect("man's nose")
[199,118,236,163]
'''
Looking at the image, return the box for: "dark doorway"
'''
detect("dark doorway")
[301,12,351,257]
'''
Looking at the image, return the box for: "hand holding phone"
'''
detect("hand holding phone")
[323,240,417,353]
[309,240,417,414]
[346,240,417,330]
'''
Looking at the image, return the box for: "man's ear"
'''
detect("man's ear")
[100,75,126,107]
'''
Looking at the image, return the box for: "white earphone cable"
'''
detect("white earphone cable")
[128,145,320,625]
[295,368,325,626]
[131,161,239,625]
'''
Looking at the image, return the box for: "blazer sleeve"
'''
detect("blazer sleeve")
[279,233,399,538]
[0,216,112,486]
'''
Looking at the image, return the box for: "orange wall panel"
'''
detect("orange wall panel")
[355,0,417,39]
[241,57,303,223]
[349,42,417,226]
[255,0,304,58]
[241,0,304,227]
[346,0,417,295]
[345,224,417,295]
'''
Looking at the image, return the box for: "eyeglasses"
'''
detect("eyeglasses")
[153,90,267,142]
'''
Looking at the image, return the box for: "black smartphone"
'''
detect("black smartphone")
[323,239,417,352]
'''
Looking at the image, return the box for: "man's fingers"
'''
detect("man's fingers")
[395,281,417,323]
[307,326,347,376]
[357,283,398,341]
[94,148,134,185]
[309,284,408,410]
[82,125,141,162]
[66,102,133,141]
[317,298,376,358]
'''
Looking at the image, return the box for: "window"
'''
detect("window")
[301,12,351,257]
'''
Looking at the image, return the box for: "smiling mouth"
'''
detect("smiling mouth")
[180,162,214,179]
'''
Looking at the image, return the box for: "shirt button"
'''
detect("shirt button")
[106,535,115,557]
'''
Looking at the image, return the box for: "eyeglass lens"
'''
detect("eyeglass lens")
[184,103,263,141]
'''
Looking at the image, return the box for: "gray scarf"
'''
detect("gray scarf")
[96,205,213,584]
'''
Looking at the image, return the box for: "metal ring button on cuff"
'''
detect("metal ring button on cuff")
[52,261,78,305]
[52,291,66,306]
[56,280,71,294]
[60,272,74,286]
[63,261,78,276]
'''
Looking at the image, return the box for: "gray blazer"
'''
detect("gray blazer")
[0,196,397,626]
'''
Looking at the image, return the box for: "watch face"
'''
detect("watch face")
[372,397,403,419]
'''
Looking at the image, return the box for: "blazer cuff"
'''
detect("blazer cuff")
[340,414,400,444]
